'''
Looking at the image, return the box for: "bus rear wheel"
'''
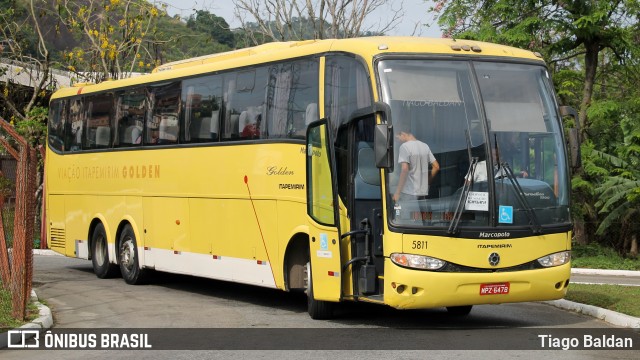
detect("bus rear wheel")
[305,261,334,320]
[446,305,473,317]
[118,224,149,285]
[91,223,119,278]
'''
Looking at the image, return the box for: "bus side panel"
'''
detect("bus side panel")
[47,195,67,255]
[210,198,278,288]
[245,199,280,288]
[189,198,231,281]
[142,197,279,288]
[63,195,95,258]
[276,199,308,284]
[62,195,126,260]
[142,197,189,273]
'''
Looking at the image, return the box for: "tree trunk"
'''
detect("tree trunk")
[573,218,588,245]
[630,233,638,259]
[578,41,600,142]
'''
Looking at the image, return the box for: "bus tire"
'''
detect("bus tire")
[446,305,473,316]
[118,224,149,285]
[306,261,334,320]
[91,223,119,278]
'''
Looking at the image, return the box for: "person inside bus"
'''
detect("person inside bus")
[392,126,440,203]
[119,116,141,145]
[148,128,160,144]
[241,113,261,139]
[131,120,142,144]
[465,142,528,184]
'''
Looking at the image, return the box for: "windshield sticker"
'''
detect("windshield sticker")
[499,205,514,224]
[465,191,489,211]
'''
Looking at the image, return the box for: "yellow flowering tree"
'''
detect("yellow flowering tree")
[0,1,53,129]
[56,0,167,82]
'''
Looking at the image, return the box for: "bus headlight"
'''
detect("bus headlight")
[537,251,571,267]
[390,253,446,270]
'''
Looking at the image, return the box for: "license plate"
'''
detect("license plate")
[480,282,510,295]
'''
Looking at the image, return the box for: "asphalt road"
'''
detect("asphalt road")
[570,273,640,287]
[1,254,638,359]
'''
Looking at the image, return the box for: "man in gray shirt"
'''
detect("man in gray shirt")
[393,129,440,202]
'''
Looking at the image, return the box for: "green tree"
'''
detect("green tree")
[156,13,230,60]
[186,10,235,48]
[592,116,640,258]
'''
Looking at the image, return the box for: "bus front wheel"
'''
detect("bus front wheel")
[118,224,149,285]
[91,223,119,278]
[305,261,334,320]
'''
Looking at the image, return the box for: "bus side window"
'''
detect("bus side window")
[48,99,67,152]
[85,93,114,149]
[325,55,373,137]
[226,67,267,141]
[183,75,222,143]
[147,82,181,145]
[288,60,319,138]
[68,98,86,152]
[116,88,145,147]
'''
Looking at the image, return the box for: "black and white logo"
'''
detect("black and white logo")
[7,330,40,348]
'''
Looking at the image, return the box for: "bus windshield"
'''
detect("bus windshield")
[377,59,570,231]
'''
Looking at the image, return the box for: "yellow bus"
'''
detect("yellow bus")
[46,37,577,319]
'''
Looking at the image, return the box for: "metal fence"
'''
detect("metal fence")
[0,118,39,320]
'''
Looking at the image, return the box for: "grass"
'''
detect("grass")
[567,243,640,319]
[565,284,640,318]
[0,285,39,330]
[571,243,640,270]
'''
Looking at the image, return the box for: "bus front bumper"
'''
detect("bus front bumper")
[383,259,571,310]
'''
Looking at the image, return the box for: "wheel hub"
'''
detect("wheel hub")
[120,239,135,271]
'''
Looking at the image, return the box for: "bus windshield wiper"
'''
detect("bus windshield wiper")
[448,130,476,235]
[499,162,542,234]
[448,158,477,235]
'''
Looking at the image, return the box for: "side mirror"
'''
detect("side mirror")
[375,124,393,170]
[559,106,581,169]
[348,102,394,170]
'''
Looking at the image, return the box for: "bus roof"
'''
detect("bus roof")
[50,36,543,100]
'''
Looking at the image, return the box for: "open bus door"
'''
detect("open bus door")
[305,119,342,319]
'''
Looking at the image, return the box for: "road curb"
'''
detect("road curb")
[571,268,640,277]
[32,249,62,256]
[543,299,640,329]
[0,290,53,349]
